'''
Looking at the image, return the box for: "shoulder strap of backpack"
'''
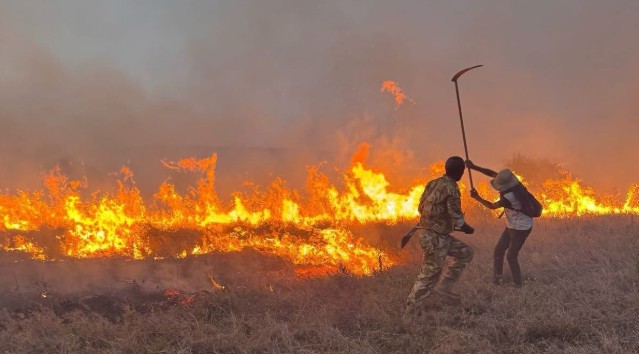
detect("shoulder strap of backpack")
[500,186,527,213]
[499,190,514,210]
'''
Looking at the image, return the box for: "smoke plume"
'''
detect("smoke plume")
[1,0,638,198]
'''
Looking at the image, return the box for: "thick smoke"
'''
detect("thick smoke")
[1,0,638,199]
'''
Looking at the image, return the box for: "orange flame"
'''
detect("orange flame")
[380,80,414,108]
[1,148,637,275]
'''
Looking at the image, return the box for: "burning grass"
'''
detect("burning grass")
[1,152,638,277]
[0,216,637,353]
[0,150,638,352]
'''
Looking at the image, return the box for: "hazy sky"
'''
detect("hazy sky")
[1,1,638,195]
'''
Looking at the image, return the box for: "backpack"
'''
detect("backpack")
[500,185,543,218]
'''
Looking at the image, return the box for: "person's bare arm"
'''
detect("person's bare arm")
[470,189,507,210]
[466,160,498,178]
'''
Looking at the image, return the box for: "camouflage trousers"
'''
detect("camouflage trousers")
[404,229,474,312]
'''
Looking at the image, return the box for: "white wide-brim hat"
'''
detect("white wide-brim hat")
[490,169,520,192]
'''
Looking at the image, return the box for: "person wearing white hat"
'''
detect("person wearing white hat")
[465,160,533,287]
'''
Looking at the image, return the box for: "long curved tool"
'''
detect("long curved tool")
[451,64,483,189]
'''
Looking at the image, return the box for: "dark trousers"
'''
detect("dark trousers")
[494,227,532,286]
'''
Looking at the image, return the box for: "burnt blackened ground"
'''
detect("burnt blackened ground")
[0,217,638,353]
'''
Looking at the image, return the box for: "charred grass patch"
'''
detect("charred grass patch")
[0,216,638,353]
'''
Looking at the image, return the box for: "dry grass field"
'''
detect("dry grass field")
[0,216,637,353]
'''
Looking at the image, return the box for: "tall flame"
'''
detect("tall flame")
[1,149,637,275]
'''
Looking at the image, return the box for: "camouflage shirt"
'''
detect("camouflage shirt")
[417,175,466,234]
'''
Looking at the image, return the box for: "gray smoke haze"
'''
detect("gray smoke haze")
[1,0,638,198]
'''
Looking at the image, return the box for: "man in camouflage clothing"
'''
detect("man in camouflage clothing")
[403,156,475,322]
